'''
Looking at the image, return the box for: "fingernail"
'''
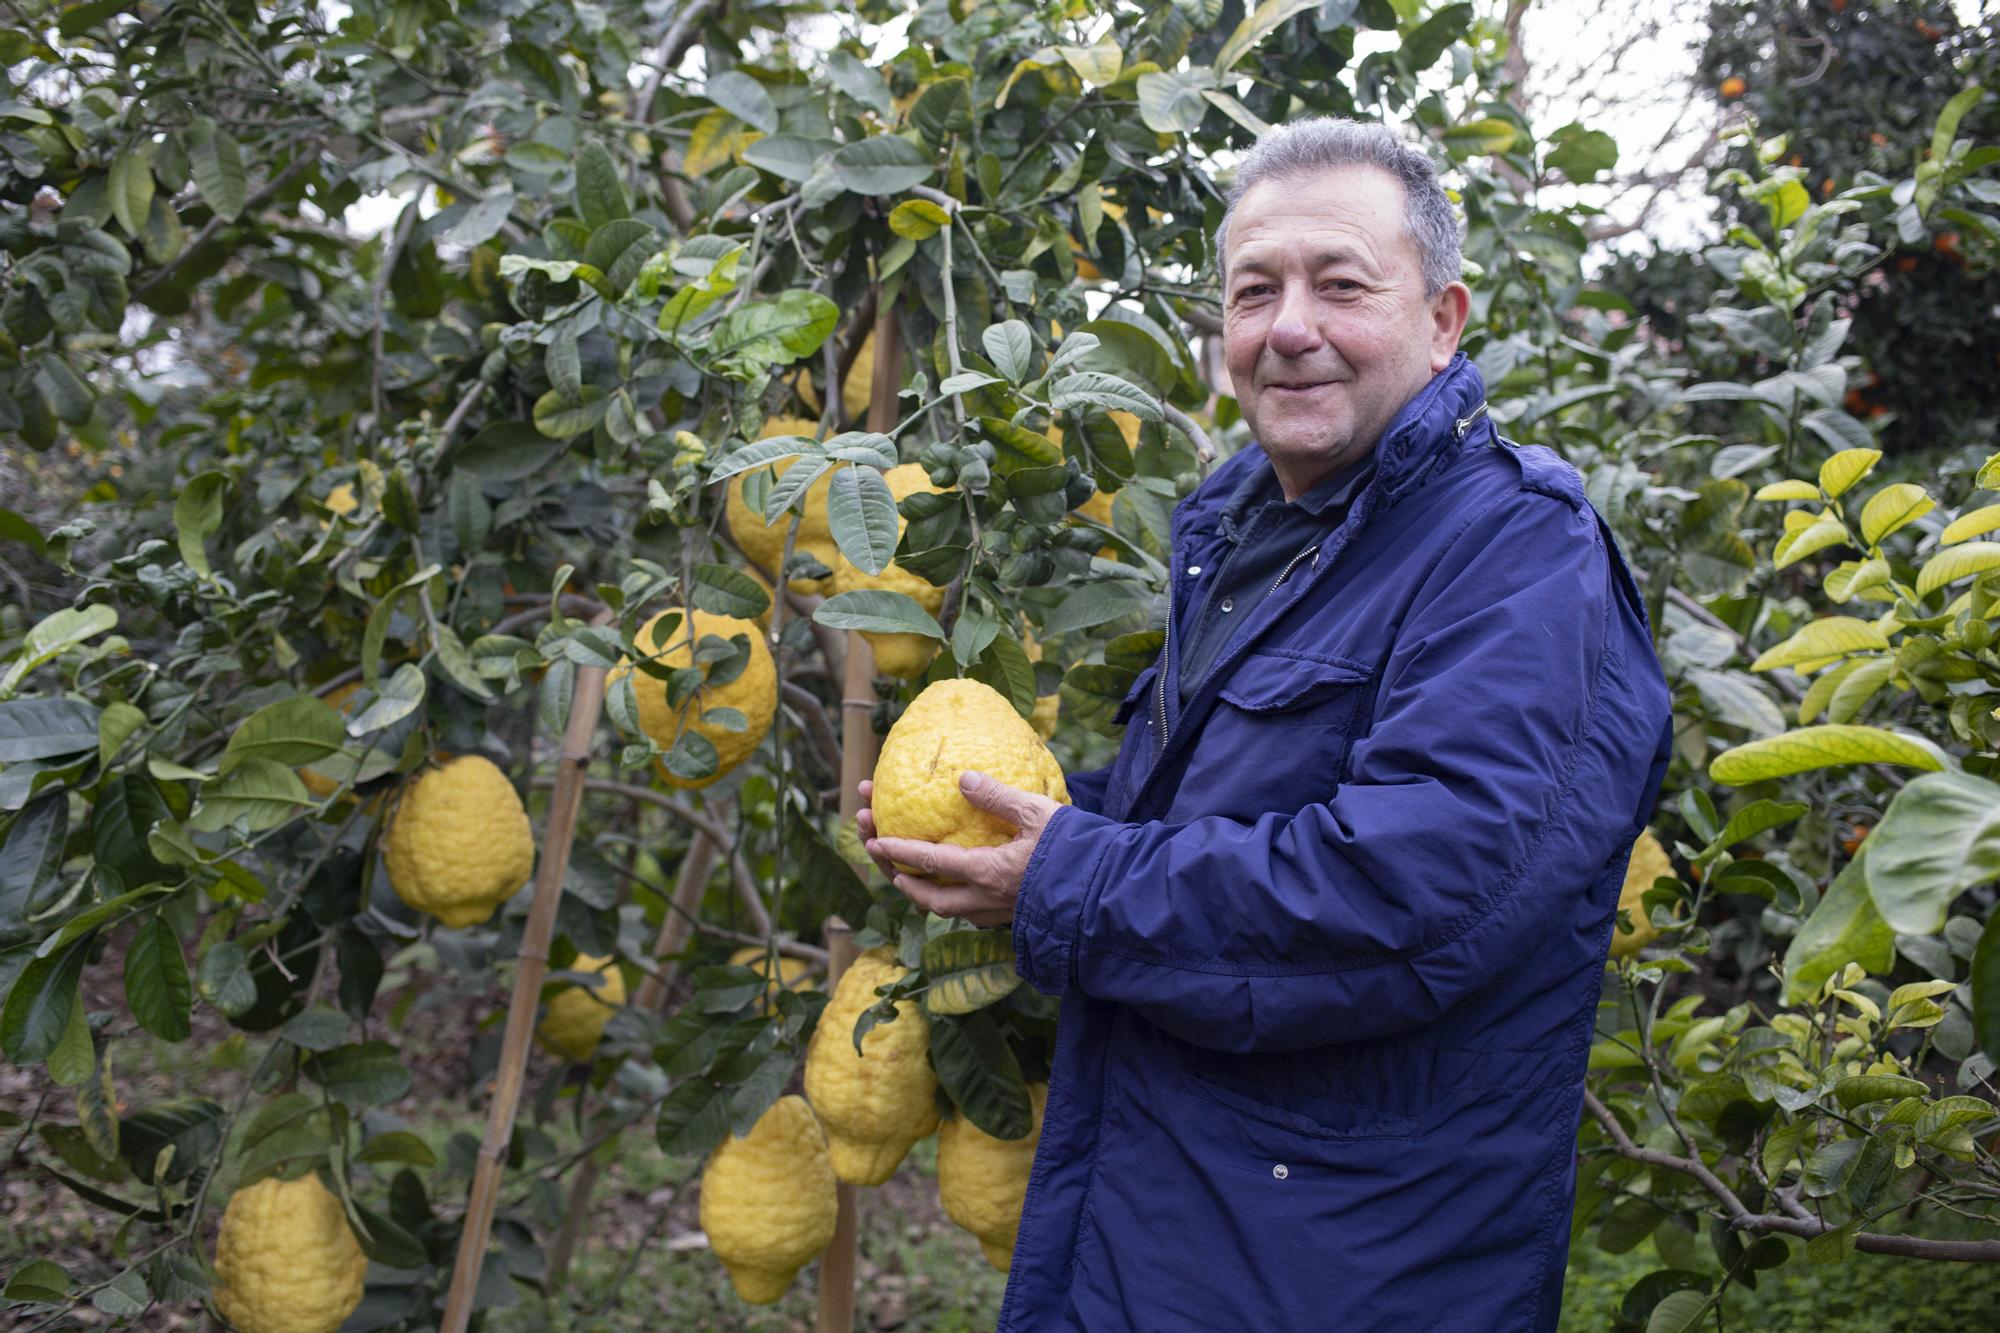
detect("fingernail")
[960,771,984,791]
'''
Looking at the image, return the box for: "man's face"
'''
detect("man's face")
[1222,166,1471,497]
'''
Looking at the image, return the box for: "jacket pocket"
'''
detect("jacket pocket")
[1215,651,1371,721]
[1186,653,1374,818]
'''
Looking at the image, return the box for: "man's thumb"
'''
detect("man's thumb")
[959,771,1041,827]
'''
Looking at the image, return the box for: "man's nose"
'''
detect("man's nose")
[1265,283,1323,357]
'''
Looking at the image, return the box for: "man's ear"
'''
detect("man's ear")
[1429,282,1472,372]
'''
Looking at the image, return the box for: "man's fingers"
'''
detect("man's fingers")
[957,771,1055,831]
[891,873,1010,927]
[867,836,981,884]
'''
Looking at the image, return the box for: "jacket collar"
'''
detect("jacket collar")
[1179,353,1489,538]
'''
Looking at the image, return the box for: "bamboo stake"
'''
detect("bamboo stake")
[546,832,722,1286]
[440,613,614,1333]
[814,918,862,1333]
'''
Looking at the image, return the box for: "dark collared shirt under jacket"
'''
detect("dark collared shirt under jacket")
[1176,451,1376,703]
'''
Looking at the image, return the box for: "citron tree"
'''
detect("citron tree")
[1,1,1996,1328]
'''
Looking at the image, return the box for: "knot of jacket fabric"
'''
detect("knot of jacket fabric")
[1000,353,1674,1332]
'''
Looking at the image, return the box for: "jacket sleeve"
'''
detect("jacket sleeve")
[1012,489,1667,1053]
[1063,763,1112,816]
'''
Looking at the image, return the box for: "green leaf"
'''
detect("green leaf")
[98,700,146,769]
[347,662,424,735]
[888,198,951,240]
[124,917,192,1041]
[740,135,839,183]
[48,995,92,1087]
[1136,68,1216,133]
[0,938,89,1062]
[1818,448,1881,499]
[454,420,562,481]
[36,355,95,425]
[691,564,772,620]
[1749,617,1888,672]
[0,793,67,927]
[173,471,227,577]
[825,466,901,575]
[0,697,101,761]
[813,590,944,639]
[219,696,345,774]
[1858,482,1934,546]
[91,773,172,888]
[922,929,1022,1015]
[356,1130,437,1167]
[975,416,1063,475]
[981,321,1033,382]
[109,145,154,237]
[709,290,839,366]
[1545,125,1619,183]
[1646,1289,1710,1333]
[119,1098,223,1183]
[185,119,246,221]
[280,1006,350,1052]
[656,1077,734,1158]
[1865,769,2000,935]
[90,1266,148,1318]
[187,758,310,834]
[1060,662,1139,738]
[705,71,777,134]
[1698,799,1808,863]
[196,942,257,1016]
[929,1009,1032,1139]
[532,385,609,439]
[1050,371,1162,422]
[828,135,934,195]
[1043,581,1154,636]
[1709,726,1943,785]
[3,1259,71,1304]
[305,1041,414,1106]
[1931,85,1985,166]
[1974,911,2000,1067]
[0,603,118,697]
[1783,850,1894,1004]
[1915,541,2000,599]
[1215,0,1319,71]
[1833,1074,1929,1108]
[573,141,628,228]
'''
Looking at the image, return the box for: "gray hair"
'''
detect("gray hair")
[1215,117,1463,298]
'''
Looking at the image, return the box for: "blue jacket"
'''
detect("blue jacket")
[1001,355,1674,1331]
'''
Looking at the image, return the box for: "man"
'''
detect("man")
[859,117,1672,1331]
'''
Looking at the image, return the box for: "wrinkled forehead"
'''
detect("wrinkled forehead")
[1221,164,1416,276]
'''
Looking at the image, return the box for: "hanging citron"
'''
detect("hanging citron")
[699,1094,839,1303]
[608,609,776,791]
[793,327,876,422]
[938,1082,1048,1272]
[1610,830,1676,959]
[535,954,628,1063]
[728,945,816,1010]
[803,946,939,1185]
[871,679,1069,853]
[725,417,846,593]
[828,462,948,679]
[212,1173,367,1333]
[384,756,535,928]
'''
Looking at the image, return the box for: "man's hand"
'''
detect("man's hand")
[857,772,1064,928]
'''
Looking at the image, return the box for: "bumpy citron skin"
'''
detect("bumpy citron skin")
[871,679,1070,852]
[610,609,775,791]
[1610,830,1676,958]
[728,945,816,1011]
[803,947,940,1185]
[384,756,535,928]
[535,954,628,1063]
[726,419,844,593]
[699,1094,839,1304]
[938,1082,1049,1272]
[212,1173,367,1333]
[829,463,947,679]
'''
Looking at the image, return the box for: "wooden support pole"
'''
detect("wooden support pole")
[440,614,615,1333]
[814,918,862,1333]
[546,832,721,1287]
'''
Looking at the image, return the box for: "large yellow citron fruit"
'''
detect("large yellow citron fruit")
[212,1173,366,1333]
[609,609,776,791]
[725,417,845,593]
[938,1082,1049,1272]
[803,946,939,1185]
[299,682,362,800]
[793,328,876,423]
[699,1094,839,1304]
[871,679,1069,852]
[535,954,628,1062]
[729,945,816,1010]
[1610,830,1676,959]
[828,463,947,679]
[384,756,535,928]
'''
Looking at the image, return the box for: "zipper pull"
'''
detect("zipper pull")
[1454,401,1490,440]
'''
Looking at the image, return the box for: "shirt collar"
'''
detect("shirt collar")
[1219,449,1377,538]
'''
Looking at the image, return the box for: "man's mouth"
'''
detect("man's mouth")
[1268,380,1337,394]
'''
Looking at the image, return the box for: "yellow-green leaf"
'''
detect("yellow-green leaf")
[1057,41,1123,86]
[1818,448,1882,499]
[994,49,1059,108]
[1823,557,1890,604]
[1940,503,2000,545]
[1750,617,1890,672]
[1915,541,2000,599]
[1442,118,1518,154]
[1858,483,1934,546]
[1798,658,1865,724]
[1710,725,1944,786]
[1773,515,1849,570]
[888,198,951,240]
[683,109,757,178]
[1755,479,1821,502]
[1827,657,1896,725]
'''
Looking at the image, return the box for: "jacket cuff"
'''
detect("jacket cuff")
[1012,804,1115,997]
